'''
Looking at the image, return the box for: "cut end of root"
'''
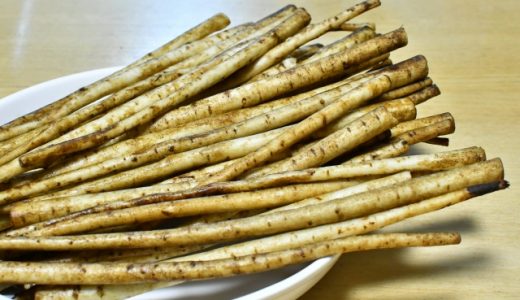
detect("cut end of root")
[425,137,449,146]
[467,180,510,197]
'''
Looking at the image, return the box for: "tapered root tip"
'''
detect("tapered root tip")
[467,180,510,197]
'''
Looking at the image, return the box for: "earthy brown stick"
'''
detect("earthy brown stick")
[251,26,376,82]
[390,113,453,137]
[127,13,232,66]
[18,11,311,169]
[145,63,380,134]
[5,147,485,231]
[407,84,441,105]
[348,139,410,163]
[38,6,297,147]
[17,182,353,237]
[62,180,507,299]
[145,27,408,133]
[202,54,426,184]
[7,181,197,227]
[223,0,382,86]
[190,172,407,225]
[301,27,377,64]
[180,180,506,262]
[0,129,46,171]
[394,119,455,145]
[375,77,433,101]
[336,22,376,31]
[247,106,399,177]
[0,14,231,142]
[6,178,362,229]
[0,128,287,205]
[0,128,41,163]
[263,172,411,214]
[20,145,485,211]
[0,159,501,250]
[314,97,418,140]
[0,233,459,285]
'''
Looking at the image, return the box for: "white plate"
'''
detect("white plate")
[0,67,339,299]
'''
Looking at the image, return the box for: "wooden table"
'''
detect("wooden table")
[1,0,519,298]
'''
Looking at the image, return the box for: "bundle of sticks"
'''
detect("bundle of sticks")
[0,0,509,299]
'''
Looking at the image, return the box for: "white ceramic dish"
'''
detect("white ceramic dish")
[0,67,339,300]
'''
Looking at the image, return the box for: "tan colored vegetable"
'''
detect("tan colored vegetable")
[407,84,441,105]
[0,128,41,164]
[127,13,231,66]
[63,180,506,299]
[0,127,287,205]
[251,26,376,82]
[0,158,500,251]
[8,181,196,227]
[393,119,455,145]
[348,138,410,163]
[263,171,411,214]
[0,14,231,142]
[301,26,377,64]
[18,182,354,237]
[223,0,382,86]
[203,54,426,184]
[247,106,399,177]
[376,77,433,101]
[18,10,311,169]
[336,22,376,31]
[0,233,459,285]
[145,27,408,133]
[315,98,417,139]
[182,180,506,262]
[390,112,453,137]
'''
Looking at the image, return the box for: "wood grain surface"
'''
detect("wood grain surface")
[0,0,518,298]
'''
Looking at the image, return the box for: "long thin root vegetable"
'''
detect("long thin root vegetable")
[0,127,288,205]
[18,9,312,169]
[202,55,427,184]
[0,14,231,142]
[0,159,501,251]
[0,3,510,296]
[57,179,506,299]
[247,106,399,177]
[145,27,409,132]
[0,233,460,285]
[11,146,484,230]
[13,181,354,237]
[223,0,382,86]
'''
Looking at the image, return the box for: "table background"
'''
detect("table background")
[1,0,519,298]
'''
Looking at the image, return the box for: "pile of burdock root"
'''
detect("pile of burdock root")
[0,0,509,299]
